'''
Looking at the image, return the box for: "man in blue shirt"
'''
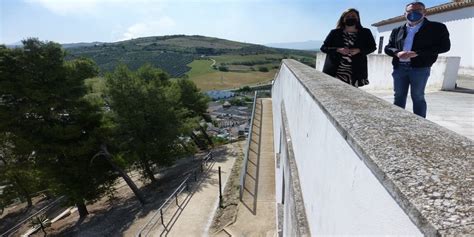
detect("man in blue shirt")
[385,1,450,118]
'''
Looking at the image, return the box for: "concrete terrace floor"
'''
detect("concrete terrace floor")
[366,75,474,141]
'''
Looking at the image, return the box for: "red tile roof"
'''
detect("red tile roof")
[372,0,474,27]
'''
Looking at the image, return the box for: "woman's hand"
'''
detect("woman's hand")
[349,48,361,56]
[337,48,350,55]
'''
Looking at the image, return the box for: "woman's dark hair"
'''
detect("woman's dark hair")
[336,8,363,29]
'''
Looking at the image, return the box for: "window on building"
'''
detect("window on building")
[378,36,384,54]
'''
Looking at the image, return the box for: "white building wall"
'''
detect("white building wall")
[273,71,283,206]
[315,52,460,91]
[272,63,422,236]
[374,6,473,75]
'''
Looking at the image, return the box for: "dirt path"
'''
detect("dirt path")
[143,142,243,237]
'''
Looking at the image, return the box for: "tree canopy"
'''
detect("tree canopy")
[0,39,117,217]
[105,64,186,183]
[0,38,211,219]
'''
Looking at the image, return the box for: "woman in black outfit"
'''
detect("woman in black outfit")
[320,8,376,87]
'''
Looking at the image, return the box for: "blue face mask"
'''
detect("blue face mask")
[407,11,423,22]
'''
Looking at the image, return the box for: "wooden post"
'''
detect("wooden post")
[218,166,223,208]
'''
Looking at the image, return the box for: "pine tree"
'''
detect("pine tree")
[106,64,184,184]
[0,130,44,208]
[174,79,212,148]
[0,39,117,218]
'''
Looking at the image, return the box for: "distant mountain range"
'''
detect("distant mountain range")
[5,41,105,49]
[62,42,106,49]
[265,40,323,50]
[5,35,316,77]
[64,35,316,77]
[5,41,22,48]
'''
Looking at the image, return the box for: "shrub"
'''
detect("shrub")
[229,98,245,106]
[238,86,251,92]
[212,136,228,145]
[218,65,229,72]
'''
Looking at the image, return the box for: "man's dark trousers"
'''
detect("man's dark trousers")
[392,64,430,118]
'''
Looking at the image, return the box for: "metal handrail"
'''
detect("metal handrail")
[239,91,258,200]
[159,152,213,215]
[136,152,213,237]
[1,196,65,237]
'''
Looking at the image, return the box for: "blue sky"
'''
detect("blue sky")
[1,0,449,45]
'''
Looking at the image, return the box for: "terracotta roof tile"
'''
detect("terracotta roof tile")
[372,0,474,27]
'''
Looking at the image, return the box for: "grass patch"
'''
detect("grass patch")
[185,54,315,91]
[185,59,215,78]
[190,70,276,91]
[212,54,283,64]
[185,59,274,91]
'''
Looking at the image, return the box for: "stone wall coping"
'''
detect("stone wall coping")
[280,59,473,236]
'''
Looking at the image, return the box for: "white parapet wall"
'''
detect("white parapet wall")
[272,59,473,236]
[315,52,460,91]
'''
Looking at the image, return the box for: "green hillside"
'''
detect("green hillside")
[65,35,315,90]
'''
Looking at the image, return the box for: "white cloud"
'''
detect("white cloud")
[120,16,176,41]
[24,0,165,16]
[24,0,100,15]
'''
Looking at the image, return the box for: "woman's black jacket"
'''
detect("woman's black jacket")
[320,28,376,84]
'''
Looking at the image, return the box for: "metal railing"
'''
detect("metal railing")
[1,196,65,237]
[136,152,214,237]
[239,90,266,200]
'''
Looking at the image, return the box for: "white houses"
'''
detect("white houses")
[372,0,474,75]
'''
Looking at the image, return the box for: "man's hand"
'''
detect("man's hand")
[337,48,350,55]
[397,51,418,59]
[407,51,418,58]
